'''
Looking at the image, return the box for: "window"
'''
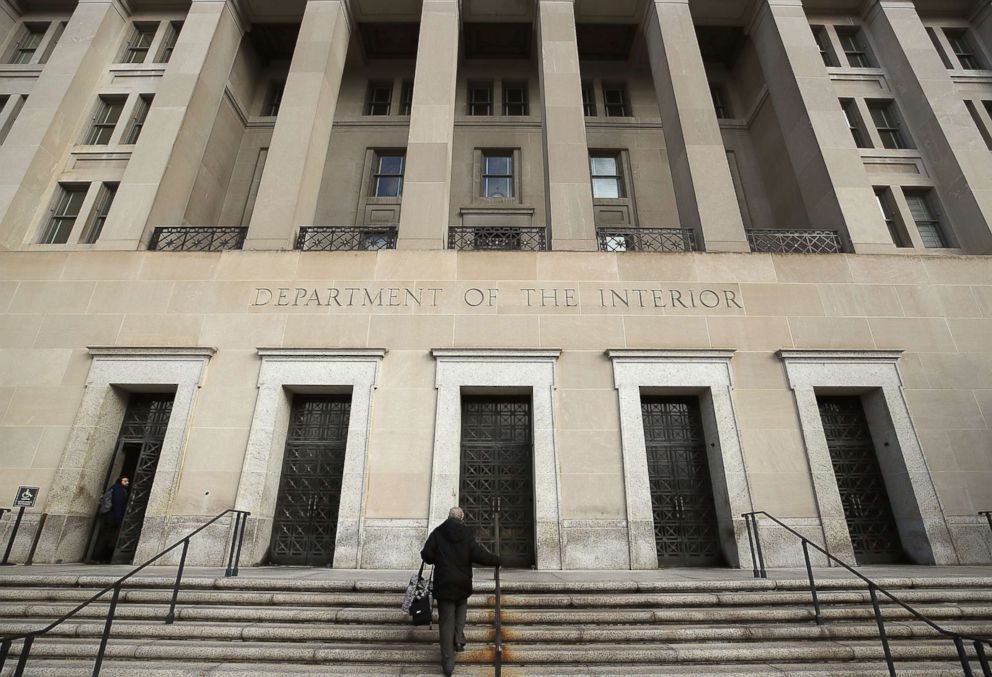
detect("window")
[372,152,405,197]
[590,153,624,199]
[123,24,157,64]
[874,188,904,247]
[965,101,992,149]
[400,80,414,115]
[41,185,87,244]
[944,29,982,70]
[710,85,731,119]
[264,81,284,117]
[868,101,908,150]
[582,81,596,117]
[122,94,152,144]
[811,25,837,67]
[38,22,64,64]
[927,28,954,69]
[365,80,392,116]
[603,83,630,117]
[905,191,947,248]
[468,81,493,116]
[80,183,117,244]
[85,96,126,145]
[502,82,528,116]
[158,21,182,63]
[10,24,46,64]
[842,99,869,148]
[482,152,514,198]
[0,95,26,144]
[837,27,874,68]
[241,148,267,225]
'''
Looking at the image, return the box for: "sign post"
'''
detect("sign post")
[2,486,39,565]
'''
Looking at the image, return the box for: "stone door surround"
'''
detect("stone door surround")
[779,349,957,565]
[234,348,385,568]
[608,349,753,570]
[428,348,564,570]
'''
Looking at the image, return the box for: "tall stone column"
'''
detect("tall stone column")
[96,0,243,249]
[245,0,350,250]
[537,0,597,251]
[396,0,459,250]
[645,0,749,252]
[0,0,127,250]
[748,0,895,253]
[867,0,992,254]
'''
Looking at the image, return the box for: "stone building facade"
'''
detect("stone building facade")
[0,0,990,571]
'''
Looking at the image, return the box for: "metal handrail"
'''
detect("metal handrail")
[0,508,250,676]
[743,510,991,677]
[981,511,992,537]
[492,497,503,677]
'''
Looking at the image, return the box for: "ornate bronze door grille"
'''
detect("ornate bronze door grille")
[641,396,723,566]
[112,394,175,564]
[817,396,905,565]
[270,396,351,566]
[459,396,535,568]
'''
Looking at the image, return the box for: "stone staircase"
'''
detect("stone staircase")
[0,569,990,676]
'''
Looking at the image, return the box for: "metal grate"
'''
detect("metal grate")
[448,226,548,251]
[597,227,698,252]
[297,226,398,251]
[747,229,844,254]
[149,227,247,251]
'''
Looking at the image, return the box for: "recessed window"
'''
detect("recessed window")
[926,28,954,69]
[85,96,126,145]
[123,24,157,64]
[0,95,25,144]
[841,99,869,149]
[372,152,405,197]
[400,80,414,115]
[868,101,909,150]
[9,24,47,64]
[468,81,493,116]
[41,184,87,244]
[365,80,393,116]
[502,82,528,116]
[904,191,947,248]
[811,25,837,67]
[80,183,117,244]
[944,29,982,70]
[158,21,182,63]
[590,153,624,199]
[582,81,596,117]
[837,27,874,68]
[264,81,284,117]
[482,152,514,198]
[603,83,630,117]
[710,85,731,119]
[874,188,904,247]
[123,94,152,144]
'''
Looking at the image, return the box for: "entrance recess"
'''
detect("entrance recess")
[817,395,905,565]
[641,396,723,566]
[270,395,351,566]
[459,395,535,568]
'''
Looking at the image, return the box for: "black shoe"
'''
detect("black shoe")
[455,643,466,653]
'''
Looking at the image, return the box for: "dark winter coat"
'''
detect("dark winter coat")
[105,483,129,525]
[420,518,499,601]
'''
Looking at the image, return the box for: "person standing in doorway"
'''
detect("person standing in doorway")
[421,507,500,676]
[95,476,130,564]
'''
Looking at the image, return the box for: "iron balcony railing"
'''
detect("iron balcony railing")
[746,228,845,254]
[149,226,248,251]
[448,226,548,252]
[743,511,991,677]
[0,509,251,676]
[597,227,698,252]
[297,225,398,251]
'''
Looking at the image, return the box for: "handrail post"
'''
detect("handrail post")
[802,540,824,626]
[867,583,895,677]
[982,511,992,537]
[974,640,990,677]
[12,635,32,677]
[0,638,9,670]
[954,636,975,677]
[226,511,245,578]
[165,539,189,625]
[751,513,767,579]
[92,583,121,676]
[1,506,26,566]
[744,513,760,579]
[233,511,248,577]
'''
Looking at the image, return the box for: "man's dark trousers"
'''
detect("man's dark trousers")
[438,598,468,668]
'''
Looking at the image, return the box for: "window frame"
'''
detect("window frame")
[602,82,631,117]
[904,190,948,249]
[122,94,152,145]
[841,99,870,149]
[41,184,88,245]
[710,84,732,119]
[944,28,982,70]
[868,100,909,150]
[873,187,905,247]
[263,80,285,117]
[122,23,158,64]
[364,80,393,116]
[501,81,529,116]
[589,152,626,200]
[371,151,406,198]
[84,95,127,145]
[9,23,48,64]
[400,80,414,116]
[582,80,597,117]
[481,150,515,199]
[811,25,837,67]
[836,27,874,68]
[468,81,494,116]
[157,21,182,63]
[80,183,118,244]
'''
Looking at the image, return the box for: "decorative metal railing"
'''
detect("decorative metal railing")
[296,225,398,251]
[0,509,251,676]
[149,227,247,251]
[448,226,548,252]
[597,227,698,252]
[746,228,844,254]
[743,511,991,677]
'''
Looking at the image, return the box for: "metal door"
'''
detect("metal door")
[642,396,723,566]
[459,396,535,568]
[270,396,351,566]
[112,394,175,564]
[818,396,905,564]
